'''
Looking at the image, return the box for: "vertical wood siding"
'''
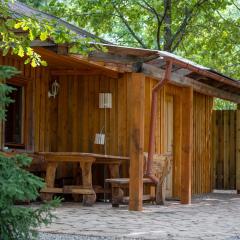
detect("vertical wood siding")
[47,74,130,158]
[212,110,236,190]
[192,92,213,194]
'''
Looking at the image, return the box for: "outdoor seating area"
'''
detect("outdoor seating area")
[39,152,129,206]
[106,153,172,207]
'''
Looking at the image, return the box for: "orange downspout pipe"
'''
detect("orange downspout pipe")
[145,60,173,184]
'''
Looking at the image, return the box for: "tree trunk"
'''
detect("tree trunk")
[163,0,172,51]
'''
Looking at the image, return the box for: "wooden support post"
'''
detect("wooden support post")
[236,104,240,194]
[181,86,193,204]
[129,73,145,211]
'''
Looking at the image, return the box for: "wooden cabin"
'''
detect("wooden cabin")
[1,1,240,211]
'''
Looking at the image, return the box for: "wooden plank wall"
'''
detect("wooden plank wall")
[212,110,236,190]
[192,92,213,194]
[47,74,130,157]
[144,81,214,197]
[0,54,50,152]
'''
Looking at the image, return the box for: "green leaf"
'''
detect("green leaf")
[14,22,22,29]
[40,31,48,41]
[17,46,25,57]
[31,59,37,67]
[40,60,48,66]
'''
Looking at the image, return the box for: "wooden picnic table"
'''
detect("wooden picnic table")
[39,152,129,206]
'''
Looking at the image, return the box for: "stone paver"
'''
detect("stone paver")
[38,193,240,239]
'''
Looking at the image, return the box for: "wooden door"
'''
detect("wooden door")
[165,95,174,198]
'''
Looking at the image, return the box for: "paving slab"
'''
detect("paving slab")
[38,193,240,240]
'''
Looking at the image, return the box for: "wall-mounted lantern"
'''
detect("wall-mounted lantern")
[48,80,60,99]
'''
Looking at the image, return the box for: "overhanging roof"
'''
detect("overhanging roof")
[85,44,240,103]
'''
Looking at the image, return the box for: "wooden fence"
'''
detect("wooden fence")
[212,110,240,190]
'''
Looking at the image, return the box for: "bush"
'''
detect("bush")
[0,66,18,120]
[0,154,59,240]
[0,66,60,240]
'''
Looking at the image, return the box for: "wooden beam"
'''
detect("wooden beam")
[142,63,240,103]
[57,44,68,55]
[129,73,145,211]
[50,69,101,76]
[171,75,240,104]
[30,40,56,47]
[181,86,193,204]
[236,104,240,194]
[88,51,143,64]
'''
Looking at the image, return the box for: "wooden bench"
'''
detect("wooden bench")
[106,153,172,207]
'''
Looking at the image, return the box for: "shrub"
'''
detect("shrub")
[0,65,60,240]
[0,154,59,240]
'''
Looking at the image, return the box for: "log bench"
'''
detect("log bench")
[106,153,172,207]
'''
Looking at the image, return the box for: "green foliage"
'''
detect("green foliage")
[0,66,19,120]
[0,66,61,240]
[0,153,60,240]
[0,65,20,80]
[213,98,237,110]
[0,0,96,67]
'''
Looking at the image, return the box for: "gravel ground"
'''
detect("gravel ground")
[37,193,240,240]
[39,232,141,240]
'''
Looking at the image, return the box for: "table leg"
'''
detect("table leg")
[41,162,58,201]
[80,161,96,206]
[109,164,124,207]
[108,164,120,178]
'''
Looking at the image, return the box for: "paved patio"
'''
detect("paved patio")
[38,193,240,240]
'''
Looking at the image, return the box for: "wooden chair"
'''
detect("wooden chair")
[105,152,172,207]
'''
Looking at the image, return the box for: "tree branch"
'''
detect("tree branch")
[231,0,240,11]
[111,2,147,48]
[170,0,209,51]
[137,0,167,50]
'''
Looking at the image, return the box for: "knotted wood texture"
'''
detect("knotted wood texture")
[128,73,145,211]
[181,86,193,204]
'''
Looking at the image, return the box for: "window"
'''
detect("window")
[5,83,25,148]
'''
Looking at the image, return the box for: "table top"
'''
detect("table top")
[38,152,130,160]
